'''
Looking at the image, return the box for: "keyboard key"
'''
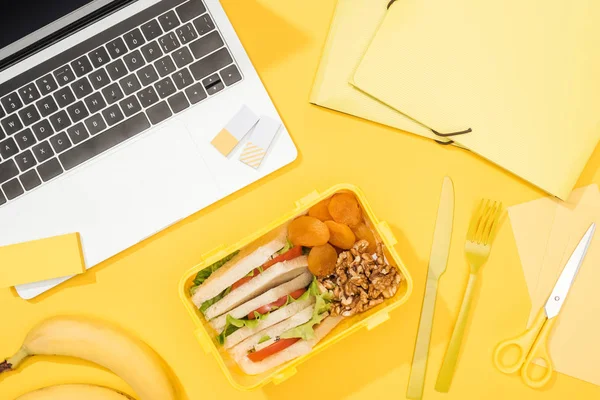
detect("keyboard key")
[220,65,240,86]
[119,95,142,117]
[67,122,90,145]
[203,76,224,95]
[32,141,54,163]
[172,68,194,89]
[141,41,163,63]
[0,137,19,159]
[0,106,4,120]
[1,114,23,135]
[49,110,71,131]
[37,158,63,182]
[53,65,76,86]
[189,48,232,80]
[102,104,124,126]
[71,77,94,99]
[158,10,180,32]
[124,50,146,72]
[154,56,176,77]
[89,47,111,68]
[189,31,224,60]
[0,126,4,140]
[89,68,111,90]
[20,169,41,191]
[102,83,125,105]
[106,58,129,81]
[18,104,41,126]
[154,77,176,98]
[71,56,93,77]
[159,32,180,53]
[0,159,19,184]
[193,14,215,36]
[176,23,198,45]
[172,47,194,68]
[2,178,24,200]
[137,86,160,107]
[1,92,23,113]
[119,74,141,96]
[124,28,146,50]
[66,101,89,123]
[31,120,54,141]
[84,92,107,114]
[141,19,163,41]
[137,65,159,86]
[15,128,36,150]
[84,113,107,135]
[0,189,5,205]
[50,131,72,153]
[184,82,207,104]
[36,95,59,117]
[54,86,76,108]
[106,37,128,59]
[60,113,151,170]
[168,92,189,114]
[146,101,172,124]
[36,74,58,96]
[15,149,37,172]
[176,0,206,22]
[19,83,41,105]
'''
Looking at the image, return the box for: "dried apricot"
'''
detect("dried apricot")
[325,220,356,250]
[328,193,362,227]
[308,199,332,221]
[308,244,338,277]
[352,223,377,253]
[288,216,330,247]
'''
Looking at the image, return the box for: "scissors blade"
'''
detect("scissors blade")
[545,223,596,319]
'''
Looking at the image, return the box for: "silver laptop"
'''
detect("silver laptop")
[0,0,297,299]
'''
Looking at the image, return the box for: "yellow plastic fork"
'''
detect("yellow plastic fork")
[435,199,503,392]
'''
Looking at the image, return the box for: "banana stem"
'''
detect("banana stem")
[0,348,29,373]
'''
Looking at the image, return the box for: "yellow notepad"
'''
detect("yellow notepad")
[0,233,86,288]
[352,0,600,199]
[310,0,449,143]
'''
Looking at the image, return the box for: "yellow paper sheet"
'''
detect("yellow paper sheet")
[352,0,600,199]
[508,184,600,386]
[309,0,445,143]
[0,233,86,288]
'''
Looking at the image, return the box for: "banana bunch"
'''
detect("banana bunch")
[2,316,177,400]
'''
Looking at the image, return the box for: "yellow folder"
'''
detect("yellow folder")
[0,233,86,289]
[310,0,450,143]
[352,0,600,199]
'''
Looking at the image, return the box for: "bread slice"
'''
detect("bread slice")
[204,256,309,320]
[229,305,315,359]
[235,316,343,375]
[210,271,313,333]
[192,224,288,307]
[223,296,315,349]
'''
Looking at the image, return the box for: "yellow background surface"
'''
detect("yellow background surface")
[2,1,600,399]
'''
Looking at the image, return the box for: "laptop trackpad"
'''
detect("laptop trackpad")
[1,119,221,293]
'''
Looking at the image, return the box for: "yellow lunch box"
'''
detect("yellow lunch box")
[178,183,413,391]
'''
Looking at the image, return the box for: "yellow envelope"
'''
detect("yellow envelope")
[309,0,447,143]
[0,233,86,288]
[352,0,600,199]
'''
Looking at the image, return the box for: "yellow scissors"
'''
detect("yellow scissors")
[493,223,595,389]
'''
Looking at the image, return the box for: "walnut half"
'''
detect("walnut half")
[319,240,402,317]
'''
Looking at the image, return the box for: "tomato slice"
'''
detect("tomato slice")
[248,338,300,362]
[231,246,303,291]
[248,289,307,319]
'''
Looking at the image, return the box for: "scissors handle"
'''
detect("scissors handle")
[493,309,555,388]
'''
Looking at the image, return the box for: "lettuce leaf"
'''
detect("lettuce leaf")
[281,278,332,341]
[278,239,294,255]
[189,251,239,296]
[199,286,231,314]
[258,335,271,344]
[216,314,261,345]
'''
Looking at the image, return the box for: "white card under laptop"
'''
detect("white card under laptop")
[0,0,297,299]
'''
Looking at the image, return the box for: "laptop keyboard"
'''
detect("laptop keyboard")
[0,0,243,207]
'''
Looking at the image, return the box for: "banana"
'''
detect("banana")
[16,384,134,400]
[1,316,176,400]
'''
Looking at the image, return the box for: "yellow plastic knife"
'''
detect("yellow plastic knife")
[407,177,454,399]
